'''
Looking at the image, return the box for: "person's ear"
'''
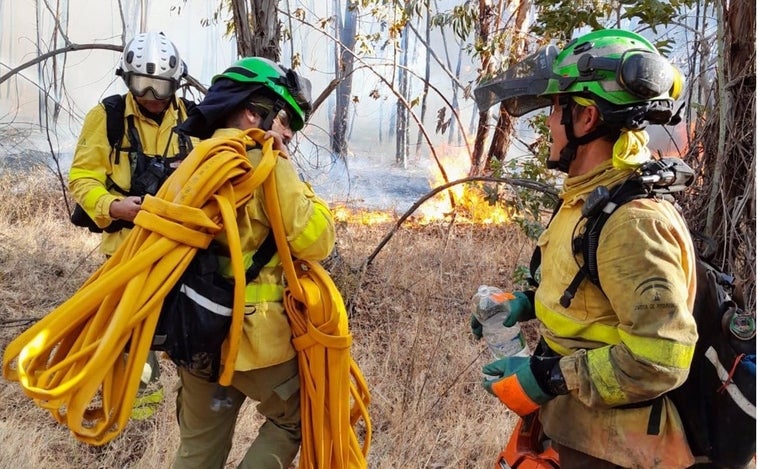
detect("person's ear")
[578,105,601,133]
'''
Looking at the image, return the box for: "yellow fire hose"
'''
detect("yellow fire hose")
[263,176,372,468]
[2,129,273,444]
[3,126,372,466]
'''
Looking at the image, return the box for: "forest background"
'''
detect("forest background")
[0,0,754,468]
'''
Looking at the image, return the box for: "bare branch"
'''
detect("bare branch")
[0,43,123,86]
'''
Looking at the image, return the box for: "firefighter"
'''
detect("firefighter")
[171,57,335,469]
[472,29,698,468]
[68,31,197,420]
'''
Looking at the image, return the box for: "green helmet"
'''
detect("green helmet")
[542,29,681,106]
[474,29,683,128]
[213,57,312,131]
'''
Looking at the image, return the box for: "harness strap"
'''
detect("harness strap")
[244,232,277,283]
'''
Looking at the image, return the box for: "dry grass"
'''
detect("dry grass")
[0,168,537,468]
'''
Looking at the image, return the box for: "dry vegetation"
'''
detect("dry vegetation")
[0,167,539,469]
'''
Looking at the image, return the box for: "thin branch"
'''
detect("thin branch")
[0,43,123,86]
[364,176,558,267]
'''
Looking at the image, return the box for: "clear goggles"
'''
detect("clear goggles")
[126,73,177,100]
[274,108,293,129]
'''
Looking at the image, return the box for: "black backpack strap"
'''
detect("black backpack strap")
[125,114,143,156]
[244,231,277,283]
[559,180,650,307]
[102,94,126,164]
[176,97,195,157]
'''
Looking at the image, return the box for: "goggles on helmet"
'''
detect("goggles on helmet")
[126,73,177,100]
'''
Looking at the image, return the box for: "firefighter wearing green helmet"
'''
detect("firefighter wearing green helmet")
[173,58,334,469]
[472,29,699,468]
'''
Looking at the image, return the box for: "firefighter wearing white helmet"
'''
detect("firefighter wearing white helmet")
[68,31,198,420]
[118,31,186,105]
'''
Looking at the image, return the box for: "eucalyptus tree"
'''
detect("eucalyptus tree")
[229,0,282,60]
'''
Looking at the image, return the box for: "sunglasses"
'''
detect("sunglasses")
[127,73,176,100]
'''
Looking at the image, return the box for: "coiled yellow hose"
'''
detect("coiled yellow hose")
[264,174,372,468]
[2,129,273,445]
[3,126,371,466]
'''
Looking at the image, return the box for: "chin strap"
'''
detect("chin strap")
[547,100,611,173]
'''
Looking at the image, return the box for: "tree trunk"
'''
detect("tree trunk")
[395,24,410,168]
[231,0,280,60]
[469,0,494,176]
[484,0,531,172]
[330,0,358,158]
[684,0,756,310]
[414,11,431,158]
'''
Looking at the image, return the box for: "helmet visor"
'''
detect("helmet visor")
[474,46,558,116]
[127,73,176,100]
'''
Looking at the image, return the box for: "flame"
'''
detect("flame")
[332,205,396,225]
[416,142,511,224]
[333,142,513,226]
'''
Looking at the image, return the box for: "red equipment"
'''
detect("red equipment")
[494,413,560,469]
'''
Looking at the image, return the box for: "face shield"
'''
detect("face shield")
[126,73,177,100]
[474,45,558,116]
[276,67,313,123]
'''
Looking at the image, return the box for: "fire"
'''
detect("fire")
[332,205,396,224]
[333,142,513,226]
[416,142,512,224]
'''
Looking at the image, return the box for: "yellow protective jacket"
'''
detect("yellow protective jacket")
[535,160,698,468]
[68,93,195,256]
[211,128,336,371]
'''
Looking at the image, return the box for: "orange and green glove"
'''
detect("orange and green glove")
[482,355,567,416]
[470,290,535,339]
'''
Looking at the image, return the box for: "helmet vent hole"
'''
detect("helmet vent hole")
[573,41,593,54]
[126,51,134,64]
[169,56,177,68]
[146,63,156,74]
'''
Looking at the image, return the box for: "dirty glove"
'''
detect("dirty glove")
[481,355,566,417]
[501,291,535,326]
[470,314,484,340]
[470,291,535,340]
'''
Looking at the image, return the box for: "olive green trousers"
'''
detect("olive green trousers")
[172,358,301,469]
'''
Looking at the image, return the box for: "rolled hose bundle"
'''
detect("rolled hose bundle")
[263,176,372,468]
[2,128,274,445]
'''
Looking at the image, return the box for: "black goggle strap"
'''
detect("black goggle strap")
[260,99,286,132]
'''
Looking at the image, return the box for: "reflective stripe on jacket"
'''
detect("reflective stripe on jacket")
[68,93,195,255]
[535,160,697,468]
[212,128,336,371]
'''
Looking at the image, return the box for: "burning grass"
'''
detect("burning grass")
[0,168,541,468]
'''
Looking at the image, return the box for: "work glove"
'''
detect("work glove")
[470,290,535,340]
[470,314,484,340]
[481,355,567,417]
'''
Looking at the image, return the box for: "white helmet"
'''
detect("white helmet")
[118,32,186,100]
